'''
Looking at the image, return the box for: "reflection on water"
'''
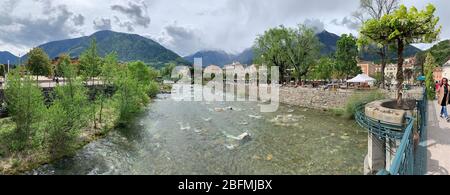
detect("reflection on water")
[31,94,367,175]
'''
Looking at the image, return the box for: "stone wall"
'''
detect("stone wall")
[279,87,354,110]
[278,87,424,110]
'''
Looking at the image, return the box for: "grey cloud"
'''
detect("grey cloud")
[111,1,150,28]
[303,19,325,33]
[93,18,112,31]
[73,14,85,26]
[159,24,205,56]
[113,16,135,32]
[0,2,80,48]
[331,17,360,30]
[120,21,135,32]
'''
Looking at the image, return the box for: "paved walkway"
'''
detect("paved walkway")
[426,101,450,175]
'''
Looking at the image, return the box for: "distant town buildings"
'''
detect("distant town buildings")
[357,61,377,76]
[357,57,417,86]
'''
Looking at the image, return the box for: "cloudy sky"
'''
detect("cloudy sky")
[0,0,449,57]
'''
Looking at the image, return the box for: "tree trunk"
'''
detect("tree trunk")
[380,46,387,89]
[396,40,405,105]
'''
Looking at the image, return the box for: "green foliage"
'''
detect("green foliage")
[79,39,102,80]
[4,70,46,151]
[360,3,441,101]
[161,63,176,79]
[101,52,119,86]
[148,67,160,81]
[54,54,71,78]
[113,66,150,125]
[345,90,386,119]
[424,53,437,99]
[335,34,361,79]
[418,40,450,67]
[128,61,152,86]
[148,81,160,98]
[26,48,51,77]
[285,25,322,82]
[313,57,335,81]
[254,26,291,82]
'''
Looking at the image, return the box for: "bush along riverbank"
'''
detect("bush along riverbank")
[0,41,160,175]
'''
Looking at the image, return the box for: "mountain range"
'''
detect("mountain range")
[417,40,450,66]
[184,48,254,67]
[18,30,187,68]
[0,51,18,64]
[1,30,423,68]
[184,30,422,67]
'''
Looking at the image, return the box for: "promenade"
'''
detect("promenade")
[425,101,450,175]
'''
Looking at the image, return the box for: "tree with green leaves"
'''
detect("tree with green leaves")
[335,34,361,84]
[80,39,102,83]
[113,65,149,125]
[54,54,71,78]
[424,53,437,99]
[362,4,441,103]
[356,0,400,89]
[46,59,89,157]
[4,70,46,151]
[313,57,335,82]
[128,61,152,86]
[79,39,103,128]
[285,25,322,84]
[26,47,52,82]
[254,26,291,83]
[161,63,176,80]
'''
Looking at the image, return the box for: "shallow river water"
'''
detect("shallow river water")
[31,93,367,175]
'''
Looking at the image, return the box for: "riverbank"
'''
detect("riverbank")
[0,104,121,175]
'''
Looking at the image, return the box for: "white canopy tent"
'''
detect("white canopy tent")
[347,74,376,83]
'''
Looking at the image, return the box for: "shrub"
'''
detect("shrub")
[345,90,386,119]
[4,71,46,151]
[148,81,160,98]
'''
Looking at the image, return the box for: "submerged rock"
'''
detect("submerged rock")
[248,115,263,119]
[225,144,238,150]
[178,122,191,131]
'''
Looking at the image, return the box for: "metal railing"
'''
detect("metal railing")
[384,116,415,175]
[355,88,427,175]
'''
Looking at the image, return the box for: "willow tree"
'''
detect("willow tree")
[285,25,321,84]
[254,26,291,83]
[361,4,441,104]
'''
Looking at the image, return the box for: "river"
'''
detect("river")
[30,93,367,175]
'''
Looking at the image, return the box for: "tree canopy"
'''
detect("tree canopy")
[335,34,361,80]
[26,48,51,77]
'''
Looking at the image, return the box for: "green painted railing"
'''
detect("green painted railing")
[356,88,427,175]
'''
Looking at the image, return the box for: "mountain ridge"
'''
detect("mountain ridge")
[184,30,422,67]
[19,30,188,68]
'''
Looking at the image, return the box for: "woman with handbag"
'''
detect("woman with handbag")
[438,78,450,121]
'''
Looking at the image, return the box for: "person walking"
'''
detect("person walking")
[437,78,450,121]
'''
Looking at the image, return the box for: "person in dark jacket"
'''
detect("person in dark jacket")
[437,78,450,121]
